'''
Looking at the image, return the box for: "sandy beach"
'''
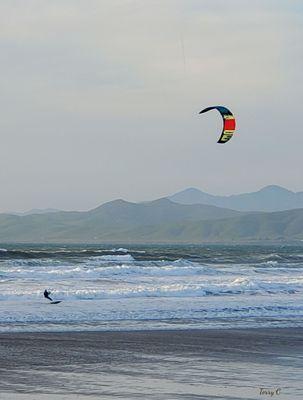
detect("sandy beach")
[0,327,302,400]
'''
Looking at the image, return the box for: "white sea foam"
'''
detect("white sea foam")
[264,260,279,266]
[88,254,135,263]
[1,274,302,302]
[110,247,129,253]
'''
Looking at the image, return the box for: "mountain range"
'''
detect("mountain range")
[0,199,242,243]
[168,185,303,212]
[0,191,302,243]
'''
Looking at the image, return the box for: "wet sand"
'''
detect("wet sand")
[0,328,302,399]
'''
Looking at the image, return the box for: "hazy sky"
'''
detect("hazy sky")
[1,0,302,212]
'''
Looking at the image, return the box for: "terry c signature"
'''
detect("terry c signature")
[259,387,281,396]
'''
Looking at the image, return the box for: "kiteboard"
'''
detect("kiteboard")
[50,301,62,304]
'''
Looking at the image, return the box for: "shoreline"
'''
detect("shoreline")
[1,324,303,335]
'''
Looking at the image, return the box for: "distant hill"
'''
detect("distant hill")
[114,208,303,243]
[0,199,243,243]
[168,185,303,212]
[0,198,302,243]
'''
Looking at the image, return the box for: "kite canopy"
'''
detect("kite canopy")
[199,106,236,144]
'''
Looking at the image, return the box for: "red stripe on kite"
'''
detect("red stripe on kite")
[224,118,236,131]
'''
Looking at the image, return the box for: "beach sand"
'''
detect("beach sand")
[0,328,302,400]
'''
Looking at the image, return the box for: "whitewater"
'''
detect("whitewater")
[1,244,303,332]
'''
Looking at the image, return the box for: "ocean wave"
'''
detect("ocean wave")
[2,255,303,282]
[110,248,129,253]
[1,276,302,301]
[88,254,135,263]
[261,253,284,260]
[3,258,69,267]
[0,248,135,260]
[263,260,279,266]
[1,244,303,331]
[0,259,222,281]
[0,300,302,328]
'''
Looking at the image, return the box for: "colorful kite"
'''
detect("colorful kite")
[199,106,236,144]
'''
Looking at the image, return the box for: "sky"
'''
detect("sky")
[0,0,302,212]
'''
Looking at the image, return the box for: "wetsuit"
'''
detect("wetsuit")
[44,290,53,301]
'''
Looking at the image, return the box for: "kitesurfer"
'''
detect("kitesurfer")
[44,289,53,301]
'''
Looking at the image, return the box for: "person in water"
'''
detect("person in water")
[44,289,53,301]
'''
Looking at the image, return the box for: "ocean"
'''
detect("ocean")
[1,243,303,332]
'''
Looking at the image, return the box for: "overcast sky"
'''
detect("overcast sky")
[0,0,302,212]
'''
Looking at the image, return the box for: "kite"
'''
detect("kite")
[199,106,236,144]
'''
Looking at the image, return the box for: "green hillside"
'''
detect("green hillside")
[0,198,302,243]
[0,199,242,242]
